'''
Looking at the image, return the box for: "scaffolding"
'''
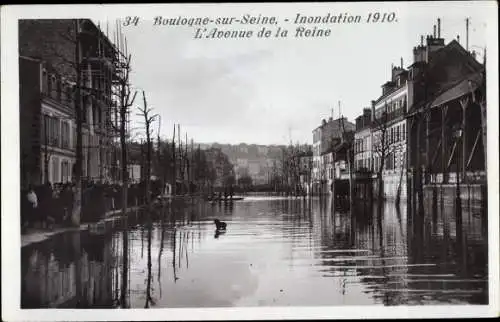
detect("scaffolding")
[77,19,131,183]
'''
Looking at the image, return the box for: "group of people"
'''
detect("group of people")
[21,180,167,233]
[21,182,75,231]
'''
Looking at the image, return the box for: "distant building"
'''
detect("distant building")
[128,164,141,183]
[298,151,313,194]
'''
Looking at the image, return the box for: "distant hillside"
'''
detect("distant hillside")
[196,143,310,185]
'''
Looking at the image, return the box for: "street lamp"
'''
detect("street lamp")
[452,124,463,216]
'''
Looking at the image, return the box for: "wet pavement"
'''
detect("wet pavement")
[21,196,488,308]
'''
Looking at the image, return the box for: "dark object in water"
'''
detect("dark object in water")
[208,196,244,202]
[214,229,226,239]
[214,219,227,230]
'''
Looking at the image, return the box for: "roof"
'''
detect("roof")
[313,117,355,131]
[407,61,426,69]
[334,142,349,152]
[430,72,484,108]
[373,83,407,106]
[407,71,484,117]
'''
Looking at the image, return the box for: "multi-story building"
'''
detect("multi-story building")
[312,117,355,194]
[406,21,486,207]
[354,108,373,172]
[19,19,119,187]
[370,64,409,200]
[20,56,77,185]
[298,152,313,194]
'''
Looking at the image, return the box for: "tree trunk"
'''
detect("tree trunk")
[72,20,82,227]
[120,105,128,215]
[395,151,405,205]
[377,156,385,203]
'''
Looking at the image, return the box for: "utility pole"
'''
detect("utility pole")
[172,124,176,196]
[466,17,470,52]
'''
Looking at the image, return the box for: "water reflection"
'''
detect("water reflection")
[21,196,488,308]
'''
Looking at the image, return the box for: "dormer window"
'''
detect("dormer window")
[66,84,73,105]
[50,74,57,99]
[42,68,48,94]
[56,76,62,101]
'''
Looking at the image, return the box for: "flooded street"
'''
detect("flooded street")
[21,197,488,308]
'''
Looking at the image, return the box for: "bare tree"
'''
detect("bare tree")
[111,54,137,216]
[372,107,394,203]
[136,90,158,207]
[40,20,136,224]
[42,116,52,184]
[395,149,406,205]
[340,116,355,207]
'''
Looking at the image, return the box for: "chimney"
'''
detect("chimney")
[457,35,460,43]
[471,50,476,60]
[420,35,424,46]
[400,57,403,68]
[370,100,376,122]
[433,25,436,38]
[437,18,441,38]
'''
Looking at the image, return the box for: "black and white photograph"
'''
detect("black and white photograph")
[1,2,499,320]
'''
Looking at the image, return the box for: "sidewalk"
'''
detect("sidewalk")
[21,206,140,248]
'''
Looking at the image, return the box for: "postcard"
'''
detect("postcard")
[1,2,499,320]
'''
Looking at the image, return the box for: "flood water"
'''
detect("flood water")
[21,196,488,308]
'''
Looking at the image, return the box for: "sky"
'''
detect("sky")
[98,2,491,146]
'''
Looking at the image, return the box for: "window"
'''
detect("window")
[56,76,61,101]
[73,124,77,148]
[402,123,406,141]
[42,115,60,147]
[52,157,59,183]
[50,75,58,99]
[62,122,70,149]
[60,83,66,102]
[50,117,60,146]
[396,125,400,142]
[66,84,73,105]
[42,115,49,142]
[61,160,69,183]
[47,74,53,97]
[82,96,88,123]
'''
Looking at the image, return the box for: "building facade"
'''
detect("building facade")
[20,56,76,185]
[405,25,486,207]
[19,19,118,187]
[298,153,313,195]
[354,108,373,172]
[312,117,355,195]
[370,65,409,200]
